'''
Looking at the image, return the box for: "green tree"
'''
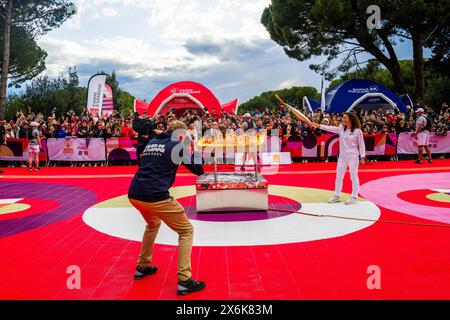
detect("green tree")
[424,76,450,109]
[239,86,320,113]
[20,67,86,116]
[65,66,85,109]
[105,70,119,98]
[261,0,450,102]
[0,0,76,120]
[5,92,25,119]
[0,24,47,86]
[7,68,136,119]
[427,25,450,78]
[116,90,135,115]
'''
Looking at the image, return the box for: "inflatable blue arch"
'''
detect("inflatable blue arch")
[323,79,407,113]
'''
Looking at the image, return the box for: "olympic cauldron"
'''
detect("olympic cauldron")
[196,132,268,212]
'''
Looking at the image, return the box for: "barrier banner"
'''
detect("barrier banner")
[106,137,137,161]
[39,139,48,162]
[303,133,339,158]
[282,134,339,158]
[47,138,106,161]
[0,138,47,161]
[282,136,301,157]
[364,133,398,156]
[282,133,399,157]
[397,132,450,154]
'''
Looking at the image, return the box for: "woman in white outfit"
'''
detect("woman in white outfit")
[311,112,366,205]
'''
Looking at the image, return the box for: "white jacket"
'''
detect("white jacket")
[320,124,366,159]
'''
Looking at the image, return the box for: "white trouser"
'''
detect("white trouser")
[334,156,360,198]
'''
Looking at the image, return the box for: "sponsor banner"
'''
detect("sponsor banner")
[282,133,399,157]
[397,132,450,154]
[101,84,114,118]
[106,137,137,161]
[86,74,107,119]
[0,138,47,161]
[47,138,106,161]
[282,134,339,158]
[363,133,398,156]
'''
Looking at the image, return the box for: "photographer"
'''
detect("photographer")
[128,120,205,295]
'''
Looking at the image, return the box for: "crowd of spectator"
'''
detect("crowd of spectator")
[0,101,448,167]
[1,108,140,140]
[357,103,449,136]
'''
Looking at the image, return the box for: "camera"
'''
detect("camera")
[133,116,157,140]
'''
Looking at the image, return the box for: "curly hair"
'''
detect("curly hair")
[343,112,361,132]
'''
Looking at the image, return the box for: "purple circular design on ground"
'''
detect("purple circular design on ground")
[0,181,97,238]
[178,195,301,222]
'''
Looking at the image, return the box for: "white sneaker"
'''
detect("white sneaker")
[328,196,341,204]
[345,197,358,205]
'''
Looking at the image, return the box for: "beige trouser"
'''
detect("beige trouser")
[129,197,194,282]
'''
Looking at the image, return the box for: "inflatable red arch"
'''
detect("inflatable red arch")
[134,81,238,116]
[148,81,221,116]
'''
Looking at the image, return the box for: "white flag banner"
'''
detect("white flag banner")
[86,74,107,118]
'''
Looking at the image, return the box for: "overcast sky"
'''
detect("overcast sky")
[36,0,418,104]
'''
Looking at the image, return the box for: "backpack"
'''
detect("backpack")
[27,128,37,140]
[27,128,34,140]
[245,121,255,130]
[424,116,432,131]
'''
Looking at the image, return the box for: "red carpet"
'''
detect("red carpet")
[0,160,449,300]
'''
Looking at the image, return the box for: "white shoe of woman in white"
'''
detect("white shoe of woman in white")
[345,197,358,205]
[328,195,340,204]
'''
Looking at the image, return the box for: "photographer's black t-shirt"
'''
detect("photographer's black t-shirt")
[128,131,204,203]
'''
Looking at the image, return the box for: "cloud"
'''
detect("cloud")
[95,7,119,18]
[36,0,323,104]
[38,35,219,78]
[184,36,270,62]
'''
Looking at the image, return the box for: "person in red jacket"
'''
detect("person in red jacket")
[121,120,137,138]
